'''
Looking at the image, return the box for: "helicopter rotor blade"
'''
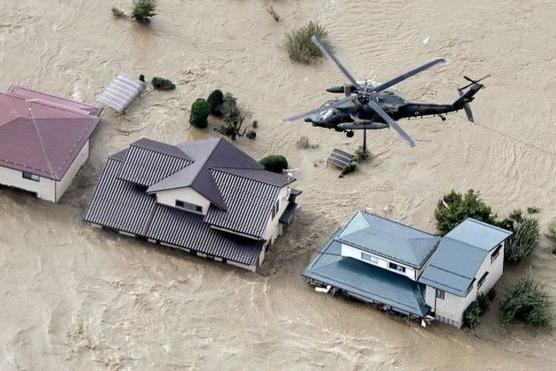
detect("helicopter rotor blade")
[283,107,328,123]
[458,89,475,123]
[311,36,361,89]
[372,58,446,93]
[367,100,416,147]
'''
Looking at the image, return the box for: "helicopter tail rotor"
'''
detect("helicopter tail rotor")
[454,75,489,123]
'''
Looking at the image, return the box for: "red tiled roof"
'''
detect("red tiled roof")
[0,89,101,180]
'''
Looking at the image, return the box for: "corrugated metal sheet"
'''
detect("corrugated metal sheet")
[118,144,191,187]
[303,233,430,317]
[337,211,440,269]
[205,169,280,238]
[97,74,145,113]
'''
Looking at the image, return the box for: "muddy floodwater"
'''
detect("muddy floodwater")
[1,0,556,369]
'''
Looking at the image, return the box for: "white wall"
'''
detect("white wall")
[55,140,89,201]
[155,187,211,214]
[425,241,506,328]
[261,186,291,244]
[0,164,56,202]
[340,244,417,281]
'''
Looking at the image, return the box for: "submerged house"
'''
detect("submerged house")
[303,210,512,328]
[0,85,101,202]
[84,137,300,271]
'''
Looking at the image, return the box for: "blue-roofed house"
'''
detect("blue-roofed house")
[303,211,512,328]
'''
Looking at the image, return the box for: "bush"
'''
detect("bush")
[189,98,210,129]
[547,220,556,254]
[505,217,539,263]
[339,161,358,178]
[132,0,157,23]
[112,7,126,17]
[214,93,250,140]
[434,190,496,235]
[260,155,288,173]
[463,301,482,329]
[151,77,175,91]
[285,21,328,64]
[207,89,224,115]
[500,277,552,327]
[296,136,318,149]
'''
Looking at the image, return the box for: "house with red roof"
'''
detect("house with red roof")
[0,86,101,202]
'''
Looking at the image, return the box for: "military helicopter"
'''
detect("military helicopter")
[285,36,489,147]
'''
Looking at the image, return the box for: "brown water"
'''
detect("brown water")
[1,0,555,369]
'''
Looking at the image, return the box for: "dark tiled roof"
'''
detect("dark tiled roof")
[118,141,192,186]
[204,169,280,238]
[84,158,263,266]
[213,167,295,187]
[0,91,101,180]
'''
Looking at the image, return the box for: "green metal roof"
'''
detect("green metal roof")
[303,233,430,318]
[336,211,440,269]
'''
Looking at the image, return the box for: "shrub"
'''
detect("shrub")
[151,77,175,91]
[207,89,224,115]
[339,161,358,178]
[112,7,126,17]
[477,292,490,313]
[500,277,552,327]
[547,220,556,254]
[355,145,370,161]
[132,0,157,23]
[260,155,288,173]
[296,136,318,149]
[285,21,328,64]
[463,301,482,329]
[214,93,249,140]
[487,287,497,301]
[505,217,539,263]
[434,190,496,235]
[189,98,210,129]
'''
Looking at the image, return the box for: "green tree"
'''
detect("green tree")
[434,190,496,235]
[505,217,540,263]
[132,0,157,24]
[189,98,210,129]
[207,89,224,115]
[260,155,288,173]
[500,277,552,327]
[285,21,328,64]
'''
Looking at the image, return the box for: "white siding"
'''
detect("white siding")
[0,165,56,202]
[340,244,417,281]
[261,186,291,244]
[55,140,89,201]
[155,187,211,215]
[426,241,506,328]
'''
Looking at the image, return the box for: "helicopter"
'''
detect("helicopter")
[285,36,489,147]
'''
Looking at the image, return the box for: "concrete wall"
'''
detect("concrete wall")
[340,244,417,281]
[55,140,89,201]
[425,241,506,328]
[155,187,211,215]
[0,164,56,201]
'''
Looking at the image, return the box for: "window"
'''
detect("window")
[22,172,40,182]
[436,289,445,300]
[361,252,378,265]
[491,244,502,263]
[477,271,489,289]
[388,262,406,273]
[175,199,202,213]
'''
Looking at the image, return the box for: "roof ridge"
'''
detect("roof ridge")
[361,210,438,237]
[0,92,96,118]
[210,167,284,188]
[27,105,55,177]
[130,138,192,162]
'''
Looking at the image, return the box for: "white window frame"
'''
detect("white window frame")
[436,289,445,300]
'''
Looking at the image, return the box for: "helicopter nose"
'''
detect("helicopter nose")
[304,117,314,123]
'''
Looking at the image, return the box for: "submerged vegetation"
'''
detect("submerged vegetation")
[132,0,157,23]
[505,216,540,263]
[547,219,556,254]
[112,0,157,23]
[207,89,224,115]
[151,77,175,91]
[463,291,494,329]
[260,155,288,173]
[500,277,552,327]
[189,98,210,129]
[285,21,328,64]
[434,190,496,235]
[296,136,319,150]
[214,93,250,140]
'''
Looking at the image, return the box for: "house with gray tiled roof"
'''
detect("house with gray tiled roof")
[303,210,512,328]
[84,137,300,271]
